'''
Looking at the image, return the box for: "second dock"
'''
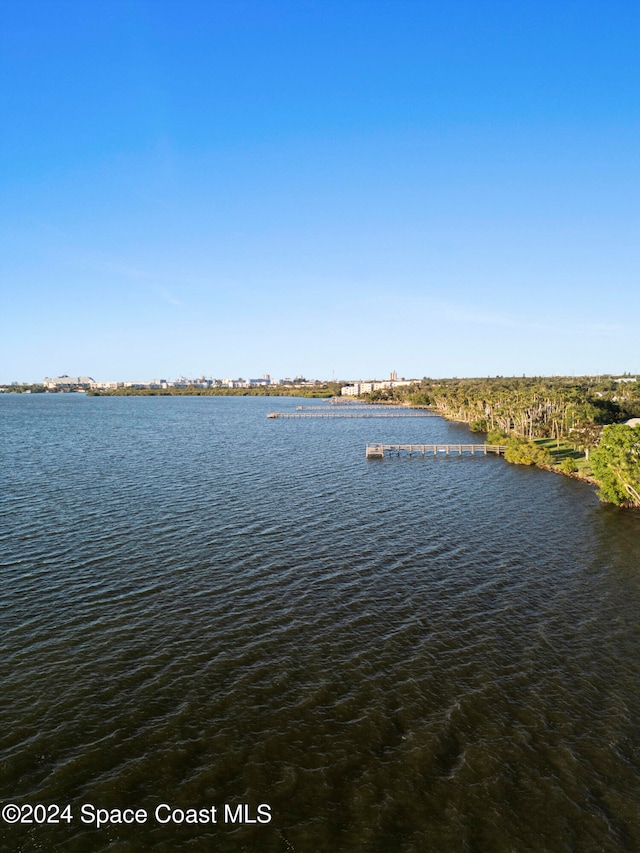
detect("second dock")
[365,443,507,458]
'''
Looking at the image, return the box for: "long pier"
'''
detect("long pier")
[295,404,395,411]
[365,443,507,458]
[267,411,438,419]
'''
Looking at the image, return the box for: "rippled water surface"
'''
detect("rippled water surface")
[2,394,640,852]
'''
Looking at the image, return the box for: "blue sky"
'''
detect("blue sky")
[1,0,639,382]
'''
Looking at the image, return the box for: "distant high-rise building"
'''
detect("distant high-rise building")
[390,371,397,381]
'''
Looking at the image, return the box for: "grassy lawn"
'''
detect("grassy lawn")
[534,438,593,477]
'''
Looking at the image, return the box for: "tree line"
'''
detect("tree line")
[88,383,343,398]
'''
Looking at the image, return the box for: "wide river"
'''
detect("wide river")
[2,394,639,852]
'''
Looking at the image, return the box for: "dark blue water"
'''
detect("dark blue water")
[2,394,639,851]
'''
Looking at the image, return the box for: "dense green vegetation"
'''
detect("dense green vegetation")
[591,425,640,506]
[366,376,640,507]
[0,384,46,393]
[87,382,344,398]
[409,376,637,434]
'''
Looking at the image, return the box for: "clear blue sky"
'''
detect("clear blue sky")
[1,0,638,382]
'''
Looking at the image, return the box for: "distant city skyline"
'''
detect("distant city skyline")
[5,370,413,388]
[2,1,639,384]
[3,369,638,391]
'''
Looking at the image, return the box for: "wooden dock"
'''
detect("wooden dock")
[365,443,507,458]
[295,404,396,411]
[267,411,438,419]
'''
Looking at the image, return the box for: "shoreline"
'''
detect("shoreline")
[536,463,598,486]
[417,407,600,488]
